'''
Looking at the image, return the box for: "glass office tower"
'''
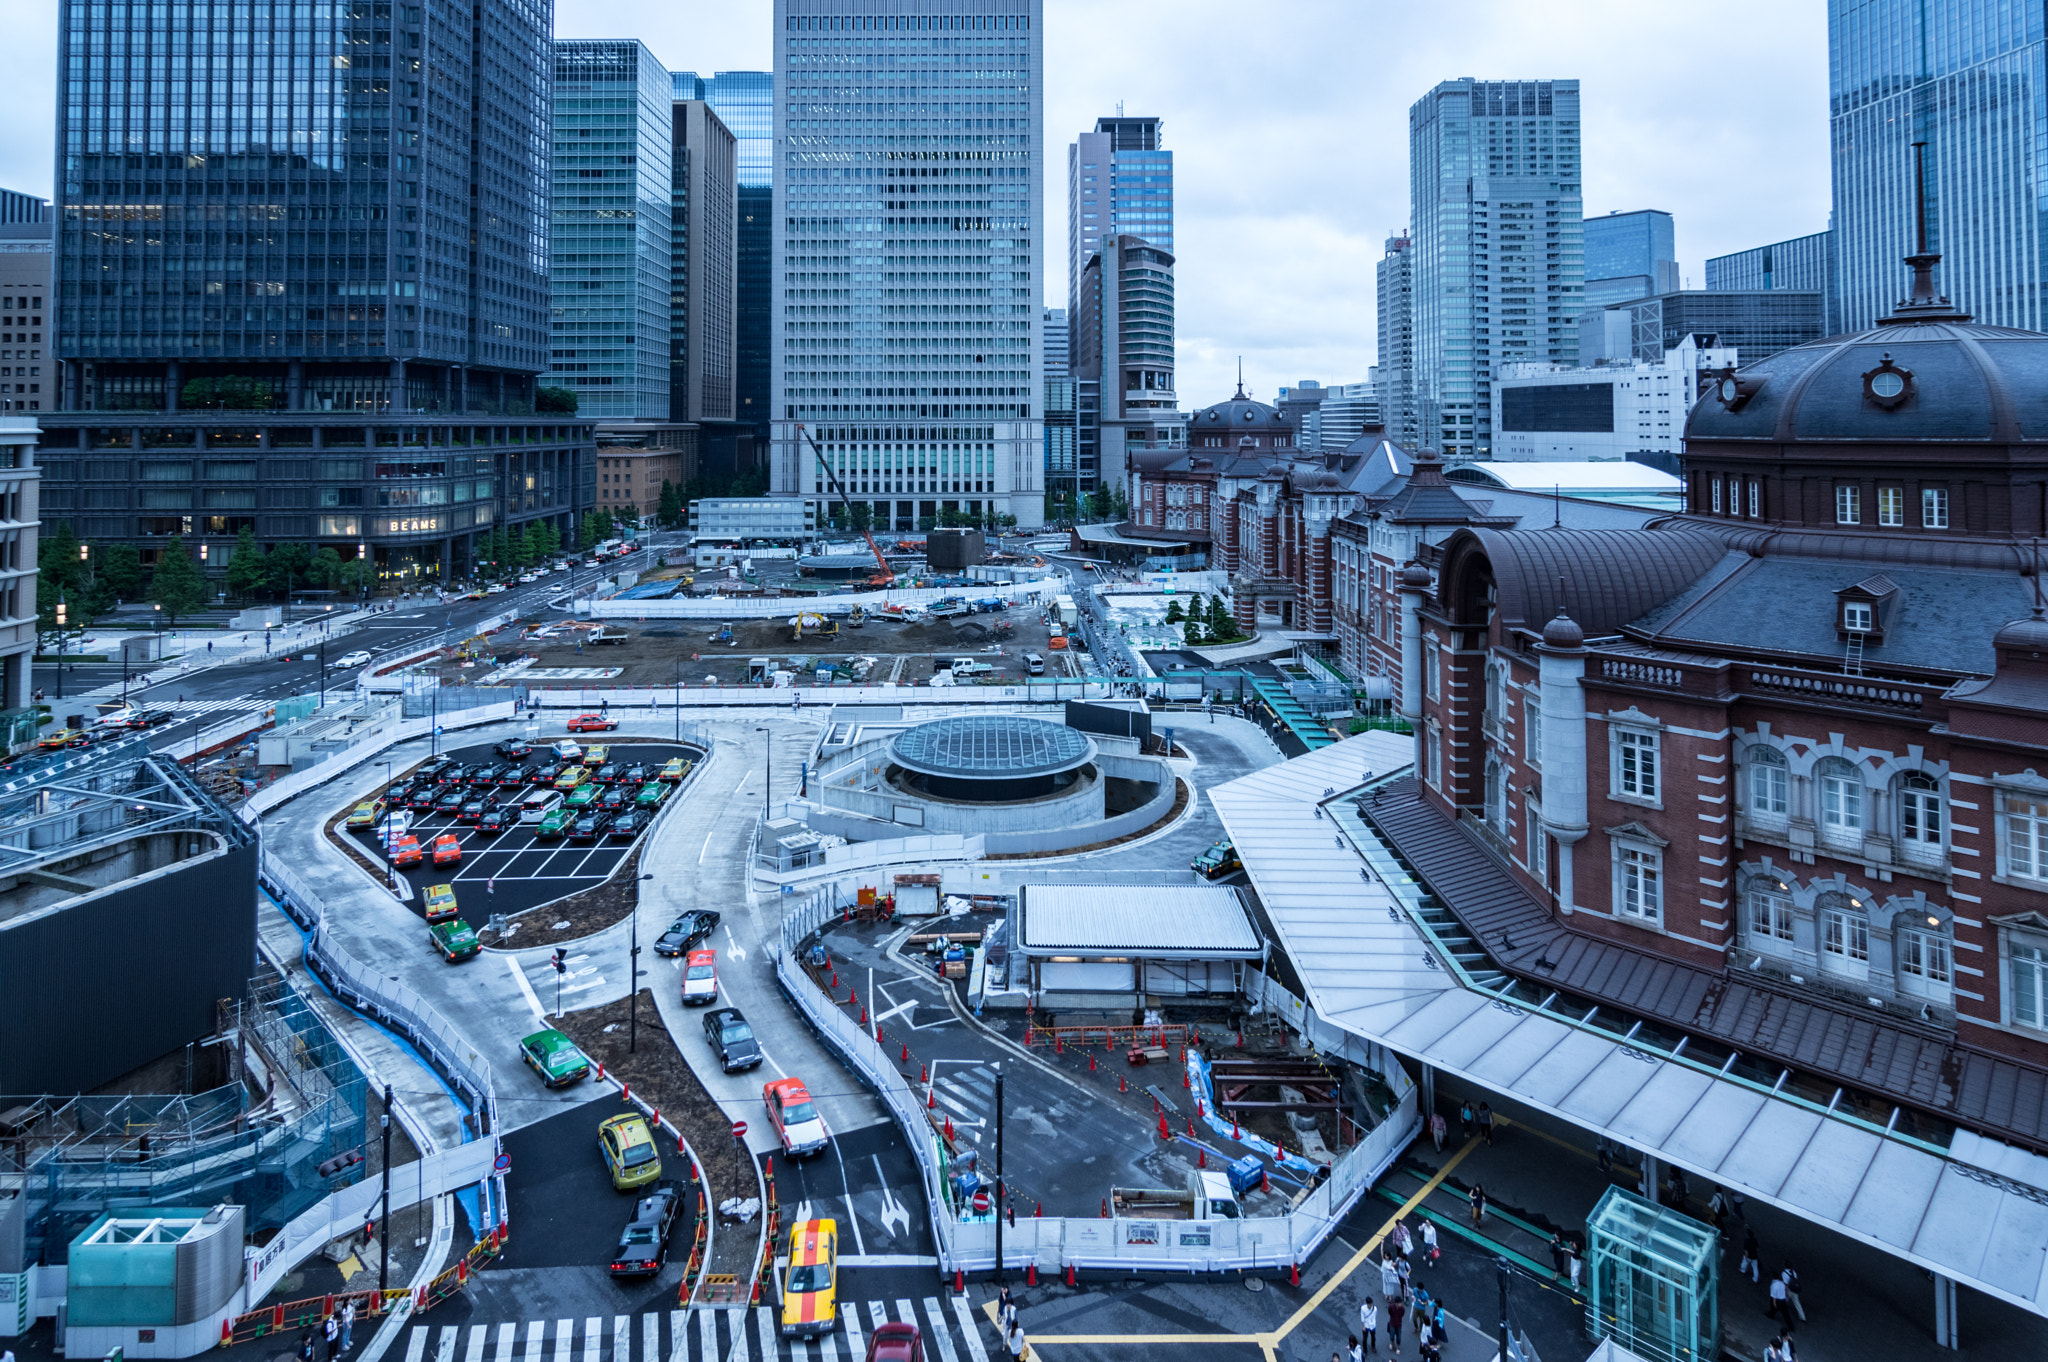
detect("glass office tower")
[1582,209,1677,310]
[1830,0,2048,331]
[1067,116,1172,320]
[770,1,1043,530]
[548,41,673,421]
[43,0,585,584]
[1408,78,1583,461]
[675,71,773,459]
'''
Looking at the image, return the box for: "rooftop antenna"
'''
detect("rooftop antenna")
[1883,139,1966,321]
[1235,357,1245,400]
[1553,485,1562,528]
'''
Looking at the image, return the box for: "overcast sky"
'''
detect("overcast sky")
[0,0,1831,409]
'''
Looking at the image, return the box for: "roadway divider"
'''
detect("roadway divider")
[589,579,1059,621]
[240,702,519,821]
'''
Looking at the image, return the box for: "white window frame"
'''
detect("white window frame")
[1899,773,1945,864]
[1527,808,1548,882]
[1746,749,1790,821]
[1922,486,1949,529]
[1711,476,1722,513]
[1748,887,1796,947]
[1897,924,1953,1001]
[1819,765,1865,843]
[1485,758,1507,834]
[1748,480,1760,518]
[1835,484,1861,525]
[2000,790,2048,882]
[1819,906,1870,979]
[1843,601,1873,632]
[1877,486,1904,527]
[2010,934,2048,1032]
[1423,636,1440,702]
[1614,843,1663,925]
[1425,721,1442,789]
[1524,686,1543,768]
[1613,728,1660,805]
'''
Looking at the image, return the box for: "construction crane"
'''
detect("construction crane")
[799,423,894,589]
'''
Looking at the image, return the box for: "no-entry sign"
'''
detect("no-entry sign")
[731,1120,748,1139]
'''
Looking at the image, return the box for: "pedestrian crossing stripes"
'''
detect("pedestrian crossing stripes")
[399,1296,992,1362]
[162,698,269,715]
[929,1062,997,1131]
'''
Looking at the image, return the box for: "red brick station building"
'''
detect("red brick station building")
[1366,258,2048,1155]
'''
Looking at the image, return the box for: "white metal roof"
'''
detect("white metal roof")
[1209,734,2048,1319]
[1448,461,1684,492]
[1018,883,1262,957]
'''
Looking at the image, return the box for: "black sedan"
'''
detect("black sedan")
[494,738,534,760]
[654,909,720,956]
[529,761,564,786]
[486,762,525,787]
[608,1178,682,1277]
[568,811,611,842]
[457,798,491,824]
[598,786,632,813]
[619,763,650,786]
[606,810,649,840]
[702,1007,762,1072]
[433,790,468,817]
[407,786,444,812]
[476,805,512,835]
[593,763,623,785]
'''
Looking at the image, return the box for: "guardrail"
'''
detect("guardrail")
[225,1225,504,1348]
[589,579,1060,621]
[774,884,1421,1278]
[524,681,1115,709]
[240,702,519,821]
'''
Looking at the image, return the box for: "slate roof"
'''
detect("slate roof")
[1363,780,2048,1153]
[1447,527,1729,637]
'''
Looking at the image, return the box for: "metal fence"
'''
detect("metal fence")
[774,884,1421,1277]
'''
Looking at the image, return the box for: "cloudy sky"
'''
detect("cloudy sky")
[0,0,1831,408]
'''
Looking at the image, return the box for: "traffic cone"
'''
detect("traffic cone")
[1034,1201,1042,1218]
[1183,1069,1191,1089]
[751,1274,762,1305]
[1197,1147,1207,1169]
[1100,1198,1108,1218]
[651,1108,660,1126]
[622,1083,630,1103]
[943,1116,954,1141]
[901,1041,909,1061]
[850,986,858,1007]
[920,1063,928,1083]
[1158,1114,1171,1140]
[1236,1029,1244,1048]
[928,1086,936,1109]
[596,1061,605,1081]
[1119,1074,1127,1094]
[221,1320,234,1348]
[1055,1034,1063,1055]
[830,970,838,987]
[875,1025,884,1043]
[859,1006,867,1025]
[1026,1263,1038,1287]
[954,1268,965,1294]
[1232,1118,1241,1141]
[1065,1262,1077,1287]
[1187,1118,1196,1138]
[1262,1170,1271,1195]
[1088,1052,1096,1072]
[1289,1261,1301,1288]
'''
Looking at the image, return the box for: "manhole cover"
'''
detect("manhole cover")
[1245,1277,1265,1293]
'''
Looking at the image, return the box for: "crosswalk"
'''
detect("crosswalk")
[928,1062,998,1134]
[399,1296,992,1362]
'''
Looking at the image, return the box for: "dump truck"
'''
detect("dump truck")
[1110,1170,1242,1221]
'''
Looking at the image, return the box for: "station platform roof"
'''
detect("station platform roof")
[1018,883,1262,959]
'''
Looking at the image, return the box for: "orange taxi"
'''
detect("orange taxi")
[430,833,463,866]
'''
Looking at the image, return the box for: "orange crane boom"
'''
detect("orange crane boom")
[799,423,894,588]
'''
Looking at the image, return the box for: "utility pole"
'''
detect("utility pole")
[755,727,771,820]
[632,874,652,1052]
[377,1083,394,1296]
[994,1063,1005,1282]
[1497,1255,1511,1362]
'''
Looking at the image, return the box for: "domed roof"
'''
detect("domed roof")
[1542,611,1586,649]
[1995,609,2048,655]
[889,715,1094,782]
[1686,257,2048,445]
[1193,381,1291,430]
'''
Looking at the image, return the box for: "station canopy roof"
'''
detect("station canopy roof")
[1019,884,1262,958]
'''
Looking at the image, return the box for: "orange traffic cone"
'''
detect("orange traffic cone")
[1183,1069,1191,1089]
[954,1268,965,1294]
[1197,1147,1207,1169]
[920,1064,928,1083]
[1100,1198,1109,1218]
[1034,1201,1042,1217]
[221,1320,234,1348]
[1262,1170,1271,1195]
[1065,1262,1077,1287]
[928,1086,936,1109]
[1289,1261,1301,1288]
[622,1083,630,1103]
[1088,1052,1096,1072]
[1158,1114,1171,1140]
[944,1116,955,1141]
[901,1041,910,1061]
[1026,1263,1037,1286]
[1232,1118,1241,1141]
[1119,1074,1127,1093]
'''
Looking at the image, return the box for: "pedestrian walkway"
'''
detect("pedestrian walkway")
[394,1294,992,1362]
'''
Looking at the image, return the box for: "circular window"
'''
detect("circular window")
[1242,409,1254,421]
[1870,371,1905,398]
[1863,355,1914,409]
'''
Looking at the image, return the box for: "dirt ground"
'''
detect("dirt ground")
[553,990,764,1283]
[433,607,1088,689]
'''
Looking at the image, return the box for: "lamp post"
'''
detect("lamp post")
[993,1062,1005,1284]
[377,1082,394,1296]
[754,726,771,821]
[53,590,66,701]
[673,655,681,744]
[632,873,653,1053]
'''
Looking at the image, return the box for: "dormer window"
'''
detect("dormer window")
[1834,573,1898,642]
[1844,602,1874,633]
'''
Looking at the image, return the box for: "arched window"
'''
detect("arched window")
[1745,876,1796,952]
[1484,659,1506,736]
[1816,892,1869,979]
[1484,758,1507,833]
[1895,908,1953,1002]
[1898,772,1945,865]
[1745,746,1789,821]
[1817,759,1866,846]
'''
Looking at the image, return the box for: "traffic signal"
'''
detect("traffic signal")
[551,949,567,975]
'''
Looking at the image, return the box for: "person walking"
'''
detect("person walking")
[1549,1231,1570,1281]
[1707,1186,1730,1232]
[1458,1100,1474,1140]
[1391,1220,1412,1261]
[341,1301,355,1352]
[1347,1335,1364,1362]
[1767,1267,1792,1327]
[998,1284,1016,1334]
[1781,1263,1805,1321]
[1476,1102,1496,1146]
[1469,1183,1488,1227]
[1005,1318,1027,1360]
[1568,1240,1584,1292]
[297,1331,315,1362]
[1428,1109,1447,1152]
[1739,1226,1761,1283]
[1419,1218,1439,1266]
[1358,1298,1379,1355]
[1386,1294,1406,1357]
[1395,1255,1412,1295]
[1379,1251,1402,1302]
[323,1313,339,1362]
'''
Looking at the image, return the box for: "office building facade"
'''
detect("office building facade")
[1074,233,1177,495]
[1376,233,1416,448]
[670,100,739,427]
[547,41,672,422]
[1308,383,1382,452]
[0,218,52,413]
[0,191,48,226]
[1041,305,1068,376]
[675,71,774,469]
[1705,229,1836,333]
[1579,290,1825,367]
[1830,1,2048,331]
[1043,373,1076,512]
[1582,208,1678,311]
[41,0,585,583]
[1491,337,1734,462]
[1067,116,1171,347]
[770,0,1044,531]
[1409,79,1583,462]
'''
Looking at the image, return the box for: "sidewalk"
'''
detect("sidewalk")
[1406,1092,2048,1361]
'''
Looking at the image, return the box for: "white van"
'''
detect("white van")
[518,790,564,824]
[1024,652,1045,675]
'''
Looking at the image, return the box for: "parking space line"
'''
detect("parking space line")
[507,956,545,1021]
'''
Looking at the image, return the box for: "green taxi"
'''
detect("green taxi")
[566,782,602,809]
[429,918,480,962]
[423,883,460,923]
[519,1028,591,1087]
[537,806,575,839]
[633,780,669,809]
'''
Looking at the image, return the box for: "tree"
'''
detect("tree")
[536,385,579,413]
[1208,593,1241,641]
[1110,486,1130,521]
[521,524,548,567]
[333,555,375,598]
[1163,598,1184,624]
[595,507,615,542]
[308,546,344,589]
[577,513,601,552]
[149,537,208,625]
[657,479,683,528]
[536,521,562,559]
[181,375,274,410]
[224,527,269,599]
[848,501,873,534]
[38,520,82,600]
[266,541,312,602]
[98,543,143,603]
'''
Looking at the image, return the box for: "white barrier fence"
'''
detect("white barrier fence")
[522,681,1117,709]
[591,579,1060,621]
[776,886,1421,1276]
[240,702,519,821]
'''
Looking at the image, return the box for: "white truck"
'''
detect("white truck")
[950,658,994,679]
[1053,595,1078,627]
[1110,1170,1243,1221]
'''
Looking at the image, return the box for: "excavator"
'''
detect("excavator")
[790,610,839,642]
[799,423,894,590]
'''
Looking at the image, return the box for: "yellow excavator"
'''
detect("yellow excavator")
[791,611,839,641]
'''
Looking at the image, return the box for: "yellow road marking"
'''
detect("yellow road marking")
[1003,1132,1484,1349]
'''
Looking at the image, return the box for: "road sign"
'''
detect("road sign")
[731,1120,748,1139]
[493,1153,510,1173]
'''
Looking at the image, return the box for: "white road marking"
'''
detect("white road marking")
[494,1323,516,1362]
[841,1304,865,1360]
[463,1324,486,1362]
[698,826,716,864]
[872,1155,910,1239]
[694,1310,714,1362]
[723,924,747,962]
[434,1326,458,1362]
[832,1137,866,1257]
[403,1327,428,1362]
[558,976,608,997]
[551,1319,571,1362]
[523,1320,543,1362]
[582,1314,601,1362]
[640,1310,657,1362]
[950,1294,992,1362]
[920,1298,962,1362]
[506,955,546,1021]
[873,999,916,1025]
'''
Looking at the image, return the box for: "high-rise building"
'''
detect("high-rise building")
[1577,289,1825,367]
[770,1,1043,531]
[1409,79,1583,461]
[1582,209,1679,310]
[1705,230,1836,332]
[1376,233,1417,448]
[670,100,738,427]
[1307,383,1382,452]
[547,42,672,422]
[1043,374,1077,512]
[1067,116,1172,345]
[674,71,773,468]
[0,191,49,226]
[1073,235,1177,495]
[1830,2,2048,331]
[0,214,52,414]
[41,0,584,584]
[1041,306,1069,377]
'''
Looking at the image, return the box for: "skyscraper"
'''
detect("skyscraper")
[42,0,583,584]
[674,71,773,466]
[1705,229,1838,333]
[1376,233,1417,448]
[1408,78,1583,460]
[1041,306,1069,377]
[771,1,1043,531]
[1067,116,1172,336]
[1073,234,1177,493]
[547,42,672,422]
[670,100,738,428]
[1582,209,1678,310]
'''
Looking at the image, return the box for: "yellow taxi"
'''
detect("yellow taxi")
[659,757,692,783]
[554,764,589,792]
[779,1219,838,1339]
[597,1112,663,1191]
[423,883,459,923]
[346,798,387,829]
[37,728,86,751]
[582,744,611,766]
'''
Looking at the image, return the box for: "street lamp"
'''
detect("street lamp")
[53,590,66,701]
[631,873,654,1054]
[377,1083,394,1296]
[754,726,771,822]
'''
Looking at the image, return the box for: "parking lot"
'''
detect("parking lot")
[343,737,703,920]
